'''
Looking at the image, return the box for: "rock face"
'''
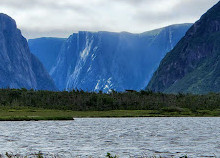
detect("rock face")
[50,24,191,92]
[0,13,56,90]
[147,2,220,94]
[28,37,66,72]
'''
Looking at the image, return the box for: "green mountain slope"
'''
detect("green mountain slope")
[147,2,220,94]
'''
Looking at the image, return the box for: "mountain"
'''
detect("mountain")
[147,2,220,94]
[50,24,191,92]
[0,13,56,90]
[28,37,66,72]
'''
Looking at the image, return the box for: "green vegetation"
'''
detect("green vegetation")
[0,88,219,120]
[0,152,191,158]
[0,107,219,121]
[106,153,118,158]
[1,151,44,158]
[147,2,220,94]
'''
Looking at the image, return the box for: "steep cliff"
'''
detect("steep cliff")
[147,2,220,94]
[0,13,56,90]
[50,24,191,92]
[28,37,66,72]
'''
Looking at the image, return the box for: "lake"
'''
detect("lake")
[0,117,219,157]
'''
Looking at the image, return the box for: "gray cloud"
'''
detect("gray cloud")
[136,0,218,24]
[112,0,146,6]
[0,0,218,39]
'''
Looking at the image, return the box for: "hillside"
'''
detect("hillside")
[147,2,220,94]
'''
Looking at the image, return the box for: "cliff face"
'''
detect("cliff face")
[0,13,56,90]
[50,24,191,92]
[147,2,220,94]
[28,37,66,72]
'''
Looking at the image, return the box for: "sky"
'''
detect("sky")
[0,0,219,39]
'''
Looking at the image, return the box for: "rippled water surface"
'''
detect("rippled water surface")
[0,118,219,157]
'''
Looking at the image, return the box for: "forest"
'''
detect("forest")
[0,88,219,113]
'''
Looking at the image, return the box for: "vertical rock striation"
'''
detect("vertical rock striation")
[50,24,191,92]
[0,13,56,90]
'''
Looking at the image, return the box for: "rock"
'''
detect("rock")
[0,13,56,90]
[147,2,220,94]
[50,24,191,92]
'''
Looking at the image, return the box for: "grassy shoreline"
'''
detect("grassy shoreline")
[0,107,219,121]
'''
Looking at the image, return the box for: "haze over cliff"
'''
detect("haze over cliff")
[47,24,191,92]
[28,37,66,72]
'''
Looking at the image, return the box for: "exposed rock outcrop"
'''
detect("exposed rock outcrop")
[50,24,191,92]
[147,2,220,94]
[0,13,56,90]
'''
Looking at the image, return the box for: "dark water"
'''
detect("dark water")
[0,117,219,157]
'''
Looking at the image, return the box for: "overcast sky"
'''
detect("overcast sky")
[0,0,219,39]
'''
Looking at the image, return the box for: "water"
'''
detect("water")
[0,117,219,158]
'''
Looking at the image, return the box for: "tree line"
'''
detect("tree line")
[0,88,219,111]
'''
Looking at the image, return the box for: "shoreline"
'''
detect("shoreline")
[0,108,219,121]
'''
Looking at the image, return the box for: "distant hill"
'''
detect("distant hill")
[0,13,56,90]
[28,37,66,72]
[49,24,191,91]
[147,2,220,94]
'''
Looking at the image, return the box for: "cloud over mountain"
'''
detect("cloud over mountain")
[0,0,218,38]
